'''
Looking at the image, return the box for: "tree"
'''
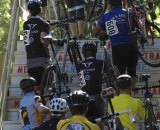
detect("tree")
[0,0,11,52]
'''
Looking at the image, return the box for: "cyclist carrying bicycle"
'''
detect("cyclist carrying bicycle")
[57,90,101,130]
[37,98,68,130]
[108,74,145,130]
[23,0,50,92]
[19,77,50,130]
[78,43,105,125]
[93,0,138,87]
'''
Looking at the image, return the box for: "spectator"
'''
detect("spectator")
[37,98,68,130]
[57,90,101,130]
[105,74,145,130]
[65,0,85,38]
[93,0,138,87]
[78,43,105,123]
[19,77,50,130]
[23,0,50,93]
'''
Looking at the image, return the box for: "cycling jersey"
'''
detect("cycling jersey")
[37,117,61,130]
[19,92,43,129]
[23,16,50,59]
[78,57,104,95]
[98,7,134,46]
[57,115,101,130]
[108,94,145,130]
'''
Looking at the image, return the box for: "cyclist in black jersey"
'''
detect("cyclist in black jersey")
[37,98,68,130]
[57,90,101,130]
[65,0,85,38]
[23,0,50,91]
[78,43,105,125]
[26,0,47,17]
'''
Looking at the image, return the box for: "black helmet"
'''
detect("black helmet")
[108,0,122,6]
[116,74,132,88]
[27,0,42,10]
[67,90,89,107]
[82,43,97,56]
[20,77,37,90]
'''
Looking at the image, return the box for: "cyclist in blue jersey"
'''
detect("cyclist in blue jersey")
[93,0,138,87]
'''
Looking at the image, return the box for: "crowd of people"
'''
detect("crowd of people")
[19,0,157,129]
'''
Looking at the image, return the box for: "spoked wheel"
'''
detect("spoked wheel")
[137,21,160,67]
[41,65,61,96]
[85,0,107,22]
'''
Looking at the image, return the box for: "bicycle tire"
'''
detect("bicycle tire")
[138,21,160,67]
[69,41,80,73]
[85,0,107,22]
[51,0,68,20]
[144,98,159,130]
[41,65,61,95]
[103,44,119,88]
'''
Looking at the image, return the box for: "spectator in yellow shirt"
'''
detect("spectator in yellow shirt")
[108,74,145,130]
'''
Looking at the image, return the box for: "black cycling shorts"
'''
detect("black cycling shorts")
[86,95,104,122]
[112,43,138,77]
[65,0,85,21]
[27,66,45,86]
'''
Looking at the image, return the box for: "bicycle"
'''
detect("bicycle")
[98,36,120,92]
[132,74,159,130]
[127,0,160,67]
[40,17,82,96]
[85,0,107,22]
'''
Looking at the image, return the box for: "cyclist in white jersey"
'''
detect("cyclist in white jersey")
[19,77,50,130]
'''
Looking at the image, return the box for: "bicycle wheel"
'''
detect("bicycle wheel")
[41,65,61,95]
[138,21,160,67]
[69,40,81,73]
[85,0,107,22]
[144,98,159,130]
[51,0,68,20]
[103,45,119,89]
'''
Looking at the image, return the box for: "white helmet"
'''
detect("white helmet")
[49,98,68,113]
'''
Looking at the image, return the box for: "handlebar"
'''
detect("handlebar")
[49,16,83,26]
[95,109,135,123]
[42,88,71,98]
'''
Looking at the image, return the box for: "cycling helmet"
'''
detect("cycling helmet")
[108,0,122,6]
[27,0,42,10]
[20,77,37,90]
[49,98,68,113]
[116,74,132,88]
[67,90,89,107]
[82,43,97,56]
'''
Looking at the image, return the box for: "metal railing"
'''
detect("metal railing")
[0,0,20,129]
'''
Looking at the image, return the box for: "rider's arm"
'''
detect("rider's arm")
[34,96,50,115]
[41,21,50,45]
[41,32,50,45]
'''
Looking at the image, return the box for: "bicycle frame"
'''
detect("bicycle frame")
[133,74,159,130]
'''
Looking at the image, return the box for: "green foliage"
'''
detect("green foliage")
[0,0,11,51]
